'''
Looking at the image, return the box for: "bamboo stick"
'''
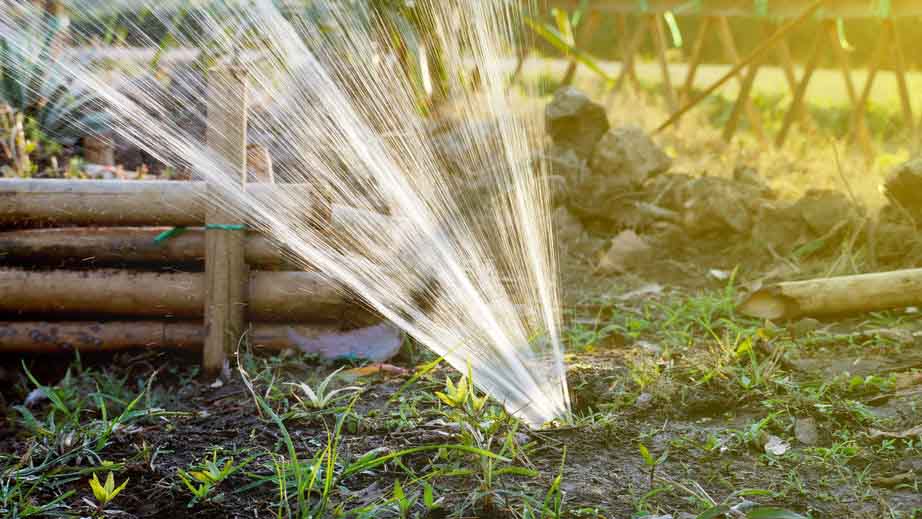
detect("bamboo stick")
[890,20,914,135]
[0,179,316,226]
[776,31,823,147]
[0,320,396,359]
[650,14,678,113]
[613,16,644,94]
[737,268,922,320]
[826,20,874,159]
[0,268,362,322]
[204,66,249,375]
[847,22,890,145]
[655,0,825,133]
[680,16,711,104]
[715,16,765,141]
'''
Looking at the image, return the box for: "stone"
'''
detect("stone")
[795,417,820,446]
[733,164,775,199]
[597,230,652,274]
[752,201,807,253]
[590,126,671,186]
[793,189,859,236]
[552,206,584,243]
[546,175,569,207]
[545,87,609,159]
[884,157,922,224]
[681,177,753,236]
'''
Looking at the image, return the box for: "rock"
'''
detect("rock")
[752,201,807,253]
[634,392,654,409]
[874,222,918,263]
[552,206,584,243]
[733,165,775,199]
[681,177,753,236]
[793,189,859,236]
[546,175,569,207]
[597,230,652,274]
[795,417,820,446]
[545,87,610,159]
[884,157,922,224]
[590,126,671,185]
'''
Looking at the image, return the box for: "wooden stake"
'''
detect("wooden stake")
[680,16,711,104]
[890,20,915,137]
[561,10,600,86]
[738,268,922,321]
[847,22,891,145]
[650,14,678,113]
[722,59,761,142]
[826,20,874,160]
[772,29,812,129]
[613,15,644,94]
[204,67,249,376]
[715,16,766,141]
[776,31,823,147]
[656,0,825,133]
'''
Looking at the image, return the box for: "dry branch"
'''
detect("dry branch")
[0,268,368,322]
[737,268,922,320]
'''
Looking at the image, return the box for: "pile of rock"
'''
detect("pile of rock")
[541,87,891,271]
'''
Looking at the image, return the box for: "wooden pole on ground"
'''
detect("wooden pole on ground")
[203,67,249,376]
[738,268,922,321]
[650,13,678,113]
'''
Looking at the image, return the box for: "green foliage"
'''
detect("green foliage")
[88,472,128,509]
[0,15,109,144]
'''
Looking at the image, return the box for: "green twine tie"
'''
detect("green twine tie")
[153,224,246,244]
[754,0,769,17]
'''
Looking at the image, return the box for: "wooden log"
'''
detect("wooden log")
[0,227,290,268]
[204,66,249,375]
[0,179,316,227]
[0,320,395,358]
[737,268,922,321]
[0,268,361,322]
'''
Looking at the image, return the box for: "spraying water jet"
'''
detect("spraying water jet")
[0,0,571,427]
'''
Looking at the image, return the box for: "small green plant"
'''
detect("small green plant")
[392,480,417,519]
[286,367,361,410]
[637,442,667,489]
[87,472,128,512]
[178,450,251,505]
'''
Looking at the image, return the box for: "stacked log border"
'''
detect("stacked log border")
[539,0,917,158]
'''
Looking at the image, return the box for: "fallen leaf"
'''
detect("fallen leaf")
[343,363,409,378]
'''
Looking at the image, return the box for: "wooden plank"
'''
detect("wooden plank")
[776,30,823,147]
[203,67,249,376]
[650,13,678,112]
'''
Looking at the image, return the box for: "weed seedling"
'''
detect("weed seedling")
[87,472,128,513]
